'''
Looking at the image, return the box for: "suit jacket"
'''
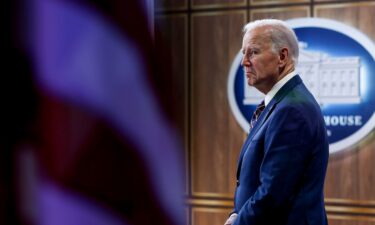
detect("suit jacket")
[233,75,329,225]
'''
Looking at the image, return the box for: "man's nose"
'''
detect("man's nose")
[241,55,250,67]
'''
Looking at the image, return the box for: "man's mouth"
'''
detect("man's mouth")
[245,72,255,77]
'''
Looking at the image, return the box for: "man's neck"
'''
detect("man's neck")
[276,64,295,84]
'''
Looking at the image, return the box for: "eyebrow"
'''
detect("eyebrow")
[242,46,260,55]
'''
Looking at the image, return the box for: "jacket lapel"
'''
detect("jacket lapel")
[251,75,303,135]
[236,75,303,179]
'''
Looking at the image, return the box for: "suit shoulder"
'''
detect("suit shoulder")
[280,84,320,111]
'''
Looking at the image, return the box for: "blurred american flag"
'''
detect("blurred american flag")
[4,1,185,225]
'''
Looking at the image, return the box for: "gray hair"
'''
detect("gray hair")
[243,19,299,65]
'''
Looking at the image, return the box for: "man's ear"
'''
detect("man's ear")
[279,48,289,67]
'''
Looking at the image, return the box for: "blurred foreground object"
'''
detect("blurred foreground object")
[4,0,185,225]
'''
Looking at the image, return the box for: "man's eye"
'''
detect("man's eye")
[248,50,257,56]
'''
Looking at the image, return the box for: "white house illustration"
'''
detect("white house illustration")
[243,42,361,105]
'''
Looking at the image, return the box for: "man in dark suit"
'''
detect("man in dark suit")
[224,19,329,225]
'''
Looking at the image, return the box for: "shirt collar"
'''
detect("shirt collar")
[264,71,297,106]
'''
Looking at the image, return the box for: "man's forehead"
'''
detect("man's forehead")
[244,26,268,38]
[242,28,271,47]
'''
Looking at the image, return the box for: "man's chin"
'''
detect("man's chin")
[246,75,257,86]
[247,79,256,87]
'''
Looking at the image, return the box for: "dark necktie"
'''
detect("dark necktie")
[250,101,265,130]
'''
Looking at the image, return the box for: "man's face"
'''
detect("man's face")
[241,27,280,94]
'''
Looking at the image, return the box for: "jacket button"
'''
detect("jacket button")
[236,180,240,186]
